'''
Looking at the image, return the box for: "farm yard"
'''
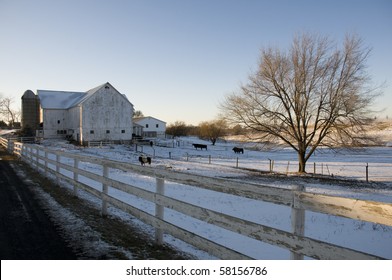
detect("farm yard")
[27,134,392,260]
[149,137,392,183]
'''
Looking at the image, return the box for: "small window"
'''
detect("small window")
[156,124,159,128]
[121,130,125,133]
[90,130,94,134]
[57,120,60,124]
[106,130,110,134]
[146,124,149,128]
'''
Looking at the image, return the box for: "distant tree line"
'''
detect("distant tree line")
[166,119,247,145]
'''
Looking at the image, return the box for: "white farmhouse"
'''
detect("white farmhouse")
[133,116,166,138]
[36,82,134,145]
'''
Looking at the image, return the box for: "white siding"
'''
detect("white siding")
[67,106,82,142]
[133,117,166,138]
[42,109,68,138]
[81,86,133,142]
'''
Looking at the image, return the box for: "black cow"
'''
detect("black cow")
[193,143,207,150]
[139,155,152,165]
[232,147,244,154]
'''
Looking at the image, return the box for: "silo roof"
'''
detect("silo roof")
[22,90,37,99]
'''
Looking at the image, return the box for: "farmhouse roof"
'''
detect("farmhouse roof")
[37,82,132,109]
[133,116,166,124]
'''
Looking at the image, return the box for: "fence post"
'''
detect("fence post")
[155,177,165,245]
[31,147,36,167]
[209,155,211,164]
[291,185,305,260]
[34,147,39,169]
[29,146,33,162]
[21,144,25,158]
[236,157,239,168]
[24,145,29,160]
[44,151,48,177]
[9,141,14,154]
[102,165,109,216]
[26,146,30,161]
[73,159,79,196]
[366,163,369,183]
[56,154,61,186]
[268,159,274,172]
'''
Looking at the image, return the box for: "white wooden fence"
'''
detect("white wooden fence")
[2,138,392,259]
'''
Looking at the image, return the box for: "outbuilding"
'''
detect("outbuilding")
[35,82,134,145]
[133,116,166,138]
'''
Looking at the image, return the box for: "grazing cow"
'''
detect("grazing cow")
[232,147,244,154]
[139,155,152,165]
[192,143,208,150]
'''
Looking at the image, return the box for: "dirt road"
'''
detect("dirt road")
[0,147,77,259]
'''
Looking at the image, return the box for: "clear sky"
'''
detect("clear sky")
[1,0,391,125]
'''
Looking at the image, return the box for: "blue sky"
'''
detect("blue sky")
[1,0,391,125]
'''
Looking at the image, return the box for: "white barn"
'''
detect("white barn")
[133,116,166,138]
[37,82,134,145]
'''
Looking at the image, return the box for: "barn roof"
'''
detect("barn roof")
[37,90,85,109]
[37,82,132,109]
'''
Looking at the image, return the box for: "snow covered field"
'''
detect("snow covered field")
[35,136,392,260]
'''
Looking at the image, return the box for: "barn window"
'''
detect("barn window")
[57,120,60,124]
[146,124,149,128]
[106,130,110,134]
[156,124,159,128]
[90,130,94,134]
[121,130,125,133]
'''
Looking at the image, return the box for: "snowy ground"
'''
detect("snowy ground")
[34,136,392,260]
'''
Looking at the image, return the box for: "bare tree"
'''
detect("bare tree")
[166,121,190,137]
[221,33,380,173]
[133,110,144,118]
[0,96,20,127]
[198,119,228,145]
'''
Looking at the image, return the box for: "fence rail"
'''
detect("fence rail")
[2,137,392,259]
[87,140,115,147]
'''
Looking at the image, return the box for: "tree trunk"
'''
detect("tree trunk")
[298,151,306,173]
